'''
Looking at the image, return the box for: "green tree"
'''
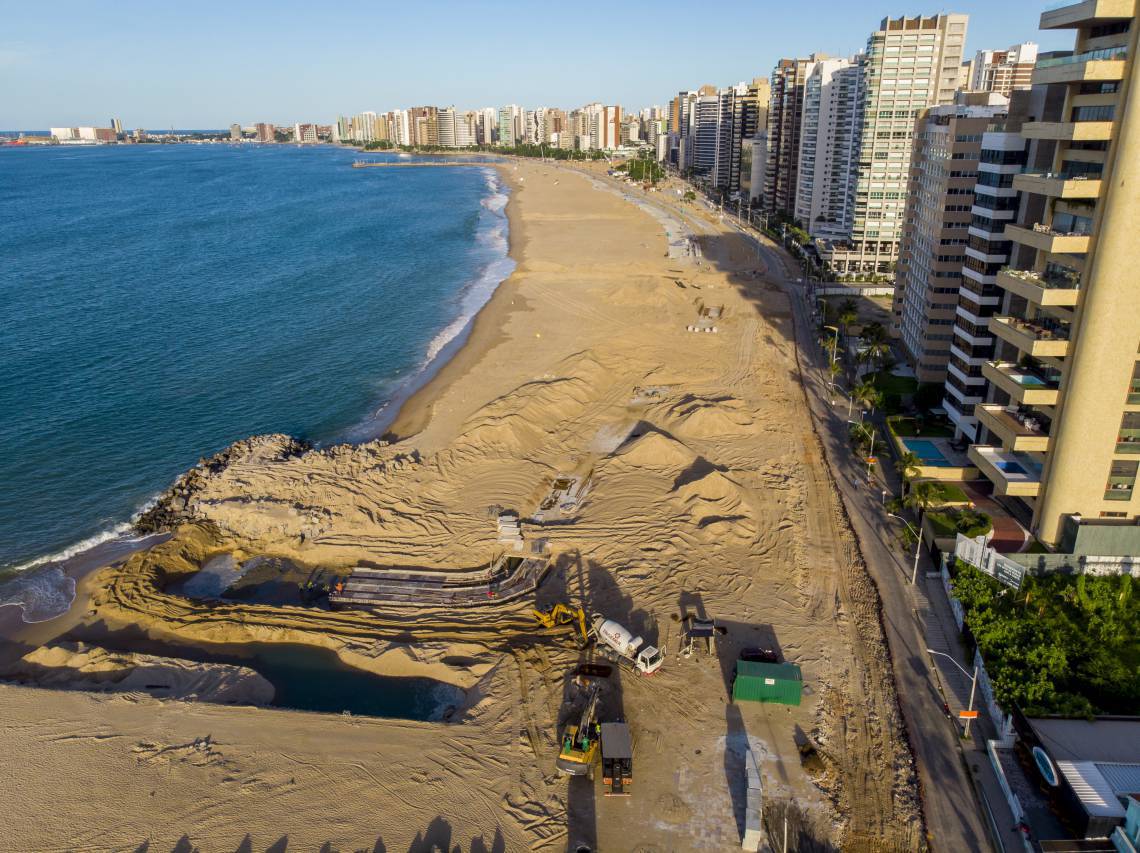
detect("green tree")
[865,339,891,369]
[838,309,858,342]
[903,480,940,520]
[894,451,922,492]
[851,380,878,415]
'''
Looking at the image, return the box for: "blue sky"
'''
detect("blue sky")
[1,1,1071,129]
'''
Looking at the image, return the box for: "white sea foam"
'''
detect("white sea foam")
[0,566,77,623]
[422,169,513,364]
[3,492,163,576]
[344,167,516,443]
[4,522,135,575]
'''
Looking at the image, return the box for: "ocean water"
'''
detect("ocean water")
[0,144,512,584]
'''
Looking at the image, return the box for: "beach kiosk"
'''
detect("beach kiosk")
[732,660,803,706]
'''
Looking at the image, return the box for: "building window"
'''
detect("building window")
[1118,412,1140,454]
[1129,362,1140,404]
[1078,81,1120,95]
[1105,460,1138,501]
[1071,105,1116,123]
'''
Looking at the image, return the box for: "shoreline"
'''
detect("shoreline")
[384,159,525,440]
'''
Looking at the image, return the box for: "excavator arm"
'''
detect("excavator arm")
[534,603,590,647]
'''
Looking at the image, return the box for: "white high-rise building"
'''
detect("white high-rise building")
[794,55,865,240]
[353,111,378,142]
[456,111,477,147]
[478,107,498,145]
[437,107,457,148]
[818,13,969,277]
[582,104,622,150]
[392,110,411,146]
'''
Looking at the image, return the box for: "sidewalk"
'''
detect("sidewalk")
[916,575,1033,853]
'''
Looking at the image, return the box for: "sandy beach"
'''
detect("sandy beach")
[0,159,920,851]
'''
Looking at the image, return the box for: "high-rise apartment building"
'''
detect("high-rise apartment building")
[964,1,1139,545]
[687,84,748,191]
[764,56,817,214]
[352,111,378,142]
[818,14,968,276]
[229,123,242,142]
[738,79,770,204]
[497,104,522,146]
[295,123,318,144]
[475,108,495,146]
[943,100,1027,439]
[543,108,568,145]
[437,107,457,148]
[255,123,275,143]
[408,106,438,147]
[967,43,1039,97]
[456,111,477,147]
[893,95,1008,382]
[589,104,622,150]
[111,117,123,135]
[794,55,865,239]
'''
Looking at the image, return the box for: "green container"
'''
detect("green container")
[732,661,803,705]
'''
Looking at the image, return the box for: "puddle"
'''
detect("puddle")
[65,629,464,721]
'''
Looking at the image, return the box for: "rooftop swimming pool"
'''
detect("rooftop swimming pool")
[1009,372,1048,387]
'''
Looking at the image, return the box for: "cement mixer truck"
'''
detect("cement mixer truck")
[591,613,665,675]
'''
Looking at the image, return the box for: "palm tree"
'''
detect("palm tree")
[827,360,843,383]
[904,480,940,521]
[863,321,887,344]
[895,451,922,494]
[838,309,858,343]
[865,339,891,369]
[852,380,878,415]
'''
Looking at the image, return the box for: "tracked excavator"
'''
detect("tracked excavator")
[533,603,590,648]
[556,681,601,776]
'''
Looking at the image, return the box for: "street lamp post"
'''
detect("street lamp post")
[887,512,922,585]
[822,325,839,403]
[927,648,980,739]
[847,420,876,479]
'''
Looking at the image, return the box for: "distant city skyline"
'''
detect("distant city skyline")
[3,0,1071,128]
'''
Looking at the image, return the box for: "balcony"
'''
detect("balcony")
[1003,223,1091,255]
[989,316,1071,358]
[983,361,1061,406]
[1020,120,1115,142]
[1040,0,1136,30]
[997,268,1081,307]
[969,445,1043,497]
[976,405,1051,452]
[1013,171,1103,199]
[1033,46,1128,85]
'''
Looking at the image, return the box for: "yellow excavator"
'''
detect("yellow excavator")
[556,681,601,776]
[533,603,590,648]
